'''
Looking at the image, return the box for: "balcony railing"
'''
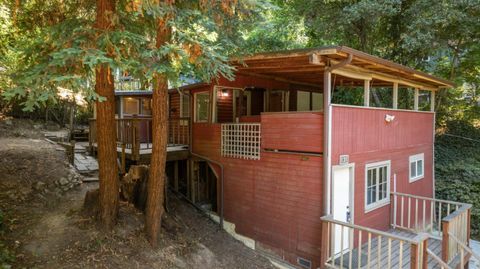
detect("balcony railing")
[89,117,190,161]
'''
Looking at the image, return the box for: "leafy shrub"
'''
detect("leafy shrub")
[435,120,480,239]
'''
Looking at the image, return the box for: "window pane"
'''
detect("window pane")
[296,91,310,111]
[312,92,323,110]
[410,162,416,178]
[141,98,152,115]
[417,160,423,176]
[196,93,209,122]
[123,98,139,114]
[181,95,190,117]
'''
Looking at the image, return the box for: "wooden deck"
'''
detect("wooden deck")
[91,142,189,163]
[331,229,443,269]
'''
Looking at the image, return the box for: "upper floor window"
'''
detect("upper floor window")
[409,153,424,182]
[140,98,152,115]
[123,97,139,115]
[195,92,210,122]
[365,160,390,212]
[180,94,190,118]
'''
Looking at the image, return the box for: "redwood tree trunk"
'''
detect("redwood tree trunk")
[145,13,172,247]
[95,0,119,229]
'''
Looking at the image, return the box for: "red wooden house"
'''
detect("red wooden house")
[90,46,474,269]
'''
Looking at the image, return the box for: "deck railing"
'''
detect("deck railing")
[390,192,472,266]
[221,123,261,160]
[89,117,190,161]
[320,215,431,269]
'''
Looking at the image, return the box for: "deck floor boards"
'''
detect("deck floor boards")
[332,229,444,269]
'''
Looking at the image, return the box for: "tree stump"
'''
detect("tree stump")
[121,165,149,211]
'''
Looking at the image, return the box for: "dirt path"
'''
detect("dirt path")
[0,119,275,269]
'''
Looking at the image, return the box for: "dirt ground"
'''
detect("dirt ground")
[0,118,275,269]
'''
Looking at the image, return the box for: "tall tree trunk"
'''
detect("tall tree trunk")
[145,11,172,247]
[95,0,119,229]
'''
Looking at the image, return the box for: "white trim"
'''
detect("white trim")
[364,160,391,213]
[331,103,435,114]
[119,96,124,118]
[409,153,425,182]
[194,91,210,123]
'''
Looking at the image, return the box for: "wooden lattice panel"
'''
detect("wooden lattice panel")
[221,123,261,160]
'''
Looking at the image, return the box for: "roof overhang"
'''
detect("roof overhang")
[231,46,455,90]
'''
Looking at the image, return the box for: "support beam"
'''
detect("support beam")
[323,70,332,215]
[393,82,398,109]
[430,90,435,112]
[414,88,419,111]
[174,160,179,192]
[364,80,370,107]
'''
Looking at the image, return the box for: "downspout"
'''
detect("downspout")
[187,90,225,229]
[323,53,353,216]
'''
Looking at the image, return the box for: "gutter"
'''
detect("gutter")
[187,91,225,229]
[323,53,353,216]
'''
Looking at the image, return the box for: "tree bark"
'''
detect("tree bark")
[95,0,119,229]
[145,12,172,247]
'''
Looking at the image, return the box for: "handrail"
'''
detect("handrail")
[448,232,480,262]
[442,204,472,222]
[391,192,467,207]
[426,248,452,269]
[321,215,419,244]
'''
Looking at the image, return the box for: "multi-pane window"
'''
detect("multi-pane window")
[123,97,139,115]
[195,92,210,122]
[365,161,390,211]
[180,94,190,117]
[409,153,424,182]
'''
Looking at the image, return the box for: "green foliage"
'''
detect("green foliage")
[435,120,480,239]
[0,0,267,111]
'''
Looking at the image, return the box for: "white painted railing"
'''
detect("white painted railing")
[221,123,261,160]
[390,192,472,266]
[390,192,465,235]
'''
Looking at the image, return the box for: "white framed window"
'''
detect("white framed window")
[365,160,390,212]
[123,97,140,115]
[194,92,210,123]
[179,93,190,118]
[409,153,424,182]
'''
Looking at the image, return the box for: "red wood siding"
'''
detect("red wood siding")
[191,121,324,267]
[331,105,434,231]
[261,112,323,153]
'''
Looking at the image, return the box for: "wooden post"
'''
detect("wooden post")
[411,242,419,269]
[442,220,450,262]
[422,237,428,269]
[430,90,435,112]
[467,208,471,247]
[133,118,140,161]
[414,88,419,111]
[393,82,399,109]
[174,160,179,192]
[364,80,370,107]
[121,143,126,174]
[187,159,191,199]
[320,220,330,268]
